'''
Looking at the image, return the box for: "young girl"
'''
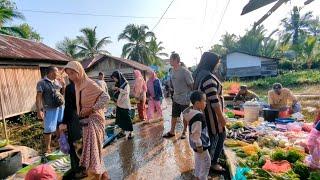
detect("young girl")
[146,71,163,123]
[111,71,133,139]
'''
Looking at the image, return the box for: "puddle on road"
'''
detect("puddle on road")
[103,101,226,180]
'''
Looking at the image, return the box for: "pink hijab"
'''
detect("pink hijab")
[133,70,147,97]
[147,71,157,97]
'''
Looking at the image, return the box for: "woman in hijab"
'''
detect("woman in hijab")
[146,71,163,122]
[132,70,147,121]
[111,70,133,139]
[193,52,227,172]
[64,61,110,180]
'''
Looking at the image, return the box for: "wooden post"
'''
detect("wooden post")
[0,91,9,142]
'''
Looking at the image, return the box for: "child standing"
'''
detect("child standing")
[183,91,211,180]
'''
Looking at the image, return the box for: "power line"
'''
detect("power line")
[210,0,231,44]
[152,0,176,31]
[19,9,180,19]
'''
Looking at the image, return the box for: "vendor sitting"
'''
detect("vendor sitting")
[233,85,259,106]
[268,83,301,113]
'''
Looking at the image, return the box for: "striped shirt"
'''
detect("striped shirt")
[199,74,224,135]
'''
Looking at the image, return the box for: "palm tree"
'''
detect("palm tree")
[280,6,312,46]
[220,32,238,53]
[148,37,168,66]
[302,36,318,69]
[237,25,266,55]
[56,37,79,59]
[76,26,112,58]
[309,16,320,36]
[0,6,26,36]
[118,24,155,64]
[260,29,278,57]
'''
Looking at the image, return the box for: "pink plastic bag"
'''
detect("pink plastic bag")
[287,122,302,132]
[305,128,320,169]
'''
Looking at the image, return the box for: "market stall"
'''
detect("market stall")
[224,102,320,179]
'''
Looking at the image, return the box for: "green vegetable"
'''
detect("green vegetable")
[271,149,287,161]
[309,171,320,180]
[293,161,310,180]
[286,149,304,163]
[236,151,247,158]
[258,155,267,167]
[274,170,300,180]
[0,139,8,148]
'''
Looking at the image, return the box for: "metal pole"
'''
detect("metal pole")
[0,90,9,142]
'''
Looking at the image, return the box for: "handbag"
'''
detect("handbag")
[45,79,65,107]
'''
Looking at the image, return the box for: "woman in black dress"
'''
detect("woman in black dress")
[59,81,85,178]
[111,71,133,139]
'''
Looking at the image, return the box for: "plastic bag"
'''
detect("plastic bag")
[287,122,302,132]
[262,159,291,173]
[59,133,70,154]
[306,128,320,169]
[233,167,251,180]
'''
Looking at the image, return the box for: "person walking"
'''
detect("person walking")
[59,80,86,179]
[36,66,65,153]
[146,71,163,123]
[163,52,194,139]
[64,61,110,180]
[132,70,147,122]
[193,52,227,172]
[111,70,134,139]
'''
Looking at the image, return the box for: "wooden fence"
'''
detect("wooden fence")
[0,66,41,120]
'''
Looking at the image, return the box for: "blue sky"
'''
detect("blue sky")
[11,0,320,66]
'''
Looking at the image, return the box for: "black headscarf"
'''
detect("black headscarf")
[111,70,127,89]
[193,52,221,89]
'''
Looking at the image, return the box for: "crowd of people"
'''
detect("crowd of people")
[32,50,307,180]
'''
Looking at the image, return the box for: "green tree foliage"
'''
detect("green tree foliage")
[76,26,112,58]
[148,37,168,66]
[118,24,155,64]
[56,37,80,59]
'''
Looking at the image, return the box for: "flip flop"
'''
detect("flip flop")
[210,164,226,173]
[180,133,186,139]
[163,132,175,138]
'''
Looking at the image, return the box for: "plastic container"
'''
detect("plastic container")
[243,101,260,122]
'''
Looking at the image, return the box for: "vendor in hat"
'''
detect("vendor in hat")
[233,85,259,107]
[268,83,301,113]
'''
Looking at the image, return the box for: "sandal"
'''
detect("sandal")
[180,133,186,139]
[210,164,226,173]
[163,132,175,138]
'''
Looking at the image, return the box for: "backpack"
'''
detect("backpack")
[188,113,210,152]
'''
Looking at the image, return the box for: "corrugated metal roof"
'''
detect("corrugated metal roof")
[82,54,153,72]
[0,34,72,62]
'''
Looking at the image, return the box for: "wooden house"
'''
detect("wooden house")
[0,35,71,120]
[225,51,278,79]
[81,54,153,88]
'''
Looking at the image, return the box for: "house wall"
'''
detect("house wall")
[226,52,278,78]
[0,66,41,120]
[226,52,261,68]
[85,57,149,92]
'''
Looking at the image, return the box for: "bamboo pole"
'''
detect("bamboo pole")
[0,91,9,143]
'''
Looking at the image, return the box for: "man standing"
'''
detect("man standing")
[36,66,65,153]
[163,52,194,139]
